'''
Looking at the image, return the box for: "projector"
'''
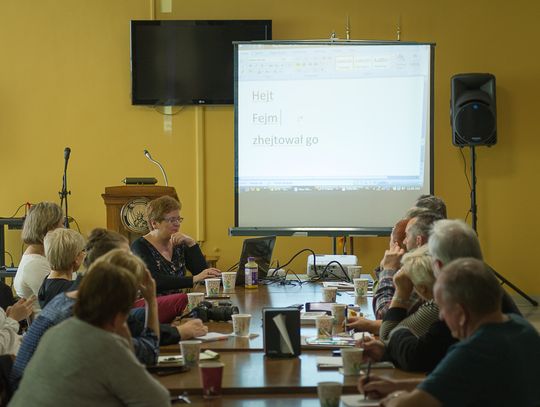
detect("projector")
[307,254,358,279]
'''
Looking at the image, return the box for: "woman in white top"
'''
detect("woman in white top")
[13,202,64,314]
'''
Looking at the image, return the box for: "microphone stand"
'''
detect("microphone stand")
[59,148,71,228]
[144,149,169,186]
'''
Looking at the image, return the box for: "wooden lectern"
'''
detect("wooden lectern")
[101,186,178,239]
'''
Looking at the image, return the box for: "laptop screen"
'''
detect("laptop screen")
[235,236,276,285]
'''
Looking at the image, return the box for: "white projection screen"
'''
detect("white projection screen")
[233,41,434,235]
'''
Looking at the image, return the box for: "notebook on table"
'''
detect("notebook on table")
[235,236,276,286]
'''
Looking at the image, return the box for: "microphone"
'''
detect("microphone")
[64,147,71,161]
[143,149,169,186]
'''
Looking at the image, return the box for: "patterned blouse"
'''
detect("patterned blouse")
[131,237,207,295]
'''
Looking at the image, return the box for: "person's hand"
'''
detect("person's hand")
[380,391,409,406]
[6,296,35,322]
[380,242,405,271]
[139,269,157,303]
[193,268,222,283]
[358,374,400,400]
[346,316,380,335]
[170,232,196,247]
[393,269,414,300]
[177,319,208,339]
[358,336,385,363]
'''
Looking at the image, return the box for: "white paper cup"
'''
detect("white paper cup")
[315,315,334,339]
[322,287,337,302]
[221,272,237,293]
[347,265,363,280]
[187,292,205,311]
[353,278,370,297]
[331,303,347,335]
[179,340,202,367]
[341,347,364,376]
[205,278,221,296]
[317,381,342,407]
[231,313,251,337]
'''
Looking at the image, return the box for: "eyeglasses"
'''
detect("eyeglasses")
[162,216,184,224]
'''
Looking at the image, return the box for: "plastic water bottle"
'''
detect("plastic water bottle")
[244,257,258,289]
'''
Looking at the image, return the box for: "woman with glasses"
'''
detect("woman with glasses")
[131,196,221,297]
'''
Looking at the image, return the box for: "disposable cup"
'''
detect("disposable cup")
[315,315,334,339]
[231,313,251,337]
[179,340,201,367]
[317,381,342,407]
[200,361,225,399]
[341,347,364,376]
[353,278,370,297]
[187,292,205,311]
[331,303,347,335]
[205,278,221,297]
[221,272,237,293]
[322,287,337,302]
[347,265,363,280]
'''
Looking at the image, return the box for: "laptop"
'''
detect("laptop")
[235,236,276,286]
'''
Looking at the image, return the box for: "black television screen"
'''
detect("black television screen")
[130,20,272,105]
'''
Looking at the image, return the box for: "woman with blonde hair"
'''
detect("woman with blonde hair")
[38,228,86,308]
[379,245,439,340]
[14,202,64,314]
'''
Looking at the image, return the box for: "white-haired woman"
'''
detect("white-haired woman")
[379,245,439,340]
[38,228,86,308]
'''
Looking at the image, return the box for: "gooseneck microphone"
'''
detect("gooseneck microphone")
[64,147,71,161]
[144,149,169,186]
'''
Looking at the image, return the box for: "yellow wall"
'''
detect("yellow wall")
[1,0,539,294]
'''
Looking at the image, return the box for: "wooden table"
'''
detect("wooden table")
[157,283,424,400]
[161,282,374,353]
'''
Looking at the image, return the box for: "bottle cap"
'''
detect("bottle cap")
[247,256,255,262]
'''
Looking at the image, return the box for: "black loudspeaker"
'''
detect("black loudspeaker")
[451,73,497,146]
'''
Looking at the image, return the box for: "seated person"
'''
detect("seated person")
[131,195,221,295]
[0,297,34,355]
[13,202,64,314]
[379,245,439,341]
[361,219,521,372]
[38,228,86,308]
[9,258,170,406]
[358,258,540,407]
[10,249,161,389]
[348,213,440,334]
[83,229,206,343]
[413,194,447,219]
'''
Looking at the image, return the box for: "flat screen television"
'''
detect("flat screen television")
[130,20,272,105]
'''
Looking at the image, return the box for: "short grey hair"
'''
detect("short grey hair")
[428,219,483,265]
[44,228,86,271]
[415,194,447,219]
[435,258,502,316]
[405,206,433,219]
[408,212,444,241]
[401,245,435,289]
[22,202,64,245]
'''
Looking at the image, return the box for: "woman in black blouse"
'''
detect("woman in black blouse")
[131,196,221,295]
